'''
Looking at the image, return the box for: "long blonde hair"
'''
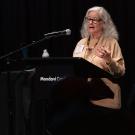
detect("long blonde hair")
[80,6,119,40]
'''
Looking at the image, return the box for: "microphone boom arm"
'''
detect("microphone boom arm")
[0,29,71,60]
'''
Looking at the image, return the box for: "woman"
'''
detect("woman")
[47,6,126,135]
[73,6,125,109]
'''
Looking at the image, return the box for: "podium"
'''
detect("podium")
[18,57,114,100]
[0,57,112,77]
[25,57,112,78]
[16,57,114,135]
[0,57,116,135]
[0,57,115,100]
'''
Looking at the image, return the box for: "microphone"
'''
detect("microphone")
[44,29,71,39]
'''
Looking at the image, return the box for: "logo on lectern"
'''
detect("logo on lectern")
[40,76,65,82]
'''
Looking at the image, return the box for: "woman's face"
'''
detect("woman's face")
[86,11,104,37]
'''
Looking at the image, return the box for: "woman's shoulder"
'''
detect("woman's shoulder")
[105,36,118,43]
[102,36,119,48]
[76,38,88,45]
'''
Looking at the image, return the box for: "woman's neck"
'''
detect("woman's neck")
[91,32,102,39]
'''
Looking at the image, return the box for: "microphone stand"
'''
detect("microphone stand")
[0,37,50,60]
[0,35,58,135]
[0,29,70,61]
[0,28,72,135]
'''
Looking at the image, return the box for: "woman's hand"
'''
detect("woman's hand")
[96,46,111,64]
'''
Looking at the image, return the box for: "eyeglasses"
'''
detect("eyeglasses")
[85,17,102,24]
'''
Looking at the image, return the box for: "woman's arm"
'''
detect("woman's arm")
[90,78,121,109]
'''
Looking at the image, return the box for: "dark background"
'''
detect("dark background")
[0,0,135,135]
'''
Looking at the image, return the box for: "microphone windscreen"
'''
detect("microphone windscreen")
[66,29,71,35]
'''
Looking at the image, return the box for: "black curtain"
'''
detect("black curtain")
[0,0,131,58]
[0,0,135,135]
